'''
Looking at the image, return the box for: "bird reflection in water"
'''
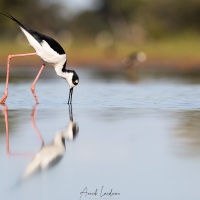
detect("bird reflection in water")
[23,105,79,178]
[1,104,79,179]
[23,104,79,179]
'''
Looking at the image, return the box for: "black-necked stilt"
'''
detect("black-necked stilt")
[0,13,79,104]
[122,52,147,68]
[122,51,147,82]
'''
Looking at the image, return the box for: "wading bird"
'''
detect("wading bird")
[0,13,79,104]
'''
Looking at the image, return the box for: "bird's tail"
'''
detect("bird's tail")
[0,12,27,30]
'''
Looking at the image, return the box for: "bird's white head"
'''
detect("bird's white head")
[69,70,79,89]
[60,63,79,88]
[66,70,79,104]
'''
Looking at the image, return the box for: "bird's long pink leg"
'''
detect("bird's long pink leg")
[2,105,10,155]
[0,53,37,104]
[30,64,45,104]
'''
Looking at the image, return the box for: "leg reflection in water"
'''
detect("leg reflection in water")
[1,105,43,157]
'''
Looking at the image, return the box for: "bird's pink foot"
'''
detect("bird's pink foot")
[0,94,7,104]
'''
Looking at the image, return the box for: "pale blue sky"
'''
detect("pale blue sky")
[47,0,99,12]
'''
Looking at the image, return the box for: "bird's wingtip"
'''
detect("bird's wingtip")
[0,12,25,29]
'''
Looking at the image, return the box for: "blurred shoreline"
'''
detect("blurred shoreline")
[1,36,200,71]
[1,53,200,71]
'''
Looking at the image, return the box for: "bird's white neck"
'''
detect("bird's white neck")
[54,63,66,78]
[54,64,74,88]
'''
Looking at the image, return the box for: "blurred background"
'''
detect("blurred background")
[1,2,200,200]
[1,0,200,69]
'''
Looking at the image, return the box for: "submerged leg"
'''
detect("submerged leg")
[0,53,37,104]
[30,64,45,104]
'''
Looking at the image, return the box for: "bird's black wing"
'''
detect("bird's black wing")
[0,13,66,55]
[28,29,66,55]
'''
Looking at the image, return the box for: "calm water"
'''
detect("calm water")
[1,66,200,200]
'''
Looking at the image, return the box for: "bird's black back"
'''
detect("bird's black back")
[28,29,66,55]
[0,13,66,55]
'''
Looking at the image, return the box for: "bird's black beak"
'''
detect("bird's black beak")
[68,88,73,104]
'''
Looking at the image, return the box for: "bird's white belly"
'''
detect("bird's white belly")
[36,48,66,66]
[38,51,66,65]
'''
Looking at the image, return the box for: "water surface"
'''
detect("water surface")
[0,67,200,200]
